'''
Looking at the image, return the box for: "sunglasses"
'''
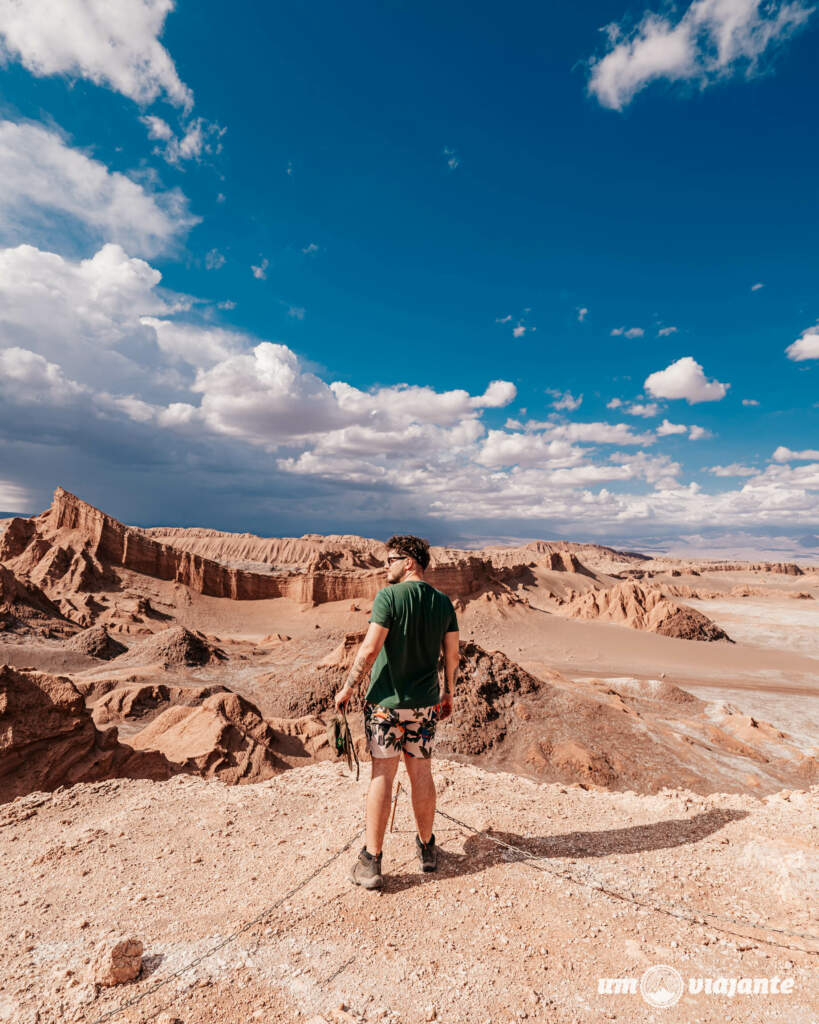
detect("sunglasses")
[387,554,406,564]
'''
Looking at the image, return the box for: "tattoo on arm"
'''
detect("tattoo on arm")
[344,648,377,690]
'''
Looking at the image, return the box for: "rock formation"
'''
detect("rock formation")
[558,581,731,641]
[0,666,172,802]
[91,683,230,727]
[0,564,71,636]
[114,626,225,668]
[130,691,290,784]
[65,624,127,660]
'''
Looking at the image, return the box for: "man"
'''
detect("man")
[335,534,460,890]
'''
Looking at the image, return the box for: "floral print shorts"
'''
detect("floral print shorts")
[363,702,440,759]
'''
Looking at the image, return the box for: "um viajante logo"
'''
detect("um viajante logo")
[640,964,684,1008]
[598,964,795,1007]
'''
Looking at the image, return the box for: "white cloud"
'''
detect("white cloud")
[751,281,765,290]
[656,419,688,435]
[0,0,193,108]
[588,0,814,111]
[2,242,818,538]
[473,380,518,408]
[251,258,269,280]
[548,389,583,411]
[577,307,589,322]
[644,356,729,403]
[772,445,819,462]
[302,242,319,255]
[0,242,175,392]
[710,463,756,476]
[623,401,660,417]
[476,431,588,470]
[205,248,225,270]
[142,115,225,165]
[512,325,526,338]
[443,146,460,170]
[742,398,760,406]
[139,318,241,368]
[0,120,197,257]
[0,345,84,401]
[611,326,645,338]
[0,478,31,511]
[495,315,512,324]
[515,419,656,446]
[287,306,306,320]
[657,326,678,336]
[785,327,819,361]
[687,424,713,440]
[217,299,236,310]
[606,397,623,409]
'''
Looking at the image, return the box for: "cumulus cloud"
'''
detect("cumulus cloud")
[657,326,678,336]
[302,242,319,255]
[785,327,819,361]
[0,242,178,392]
[0,120,197,257]
[2,242,817,539]
[588,0,814,111]
[142,115,225,164]
[611,326,645,338]
[687,424,713,440]
[548,389,583,411]
[623,401,660,417]
[644,356,729,403]
[742,398,760,406]
[251,258,269,280]
[205,248,225,270]
[710,463,757,476]
[0,0,193,108]
[577,307,589,322]
[606,397,623,409]
[656,419,688,435]
[751,281,765,290]
[772,445,819,461]
[443,146,460,170]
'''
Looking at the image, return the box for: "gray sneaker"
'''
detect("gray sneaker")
[349,847,383,889]
[416,833,438,872]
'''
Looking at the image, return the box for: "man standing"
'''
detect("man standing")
[335,534,460,890]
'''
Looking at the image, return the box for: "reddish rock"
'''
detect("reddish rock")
[65,624,127,660]
[88,937,143,987]
[0,666,174,803]
[130,691,289,784]
[559,581,731,641]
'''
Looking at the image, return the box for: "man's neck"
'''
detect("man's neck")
[401,571,424,583]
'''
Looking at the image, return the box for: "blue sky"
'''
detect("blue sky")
[0,0,817,557]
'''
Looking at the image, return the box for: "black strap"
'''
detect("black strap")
[340,705,360,781]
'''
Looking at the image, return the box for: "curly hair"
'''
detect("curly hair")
[386,534,431,571]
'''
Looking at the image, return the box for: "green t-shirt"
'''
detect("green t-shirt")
[365,580,459,709]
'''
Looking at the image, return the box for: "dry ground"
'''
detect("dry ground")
[2,761,816,1024]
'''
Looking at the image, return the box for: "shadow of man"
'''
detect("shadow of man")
[383,807,748,893]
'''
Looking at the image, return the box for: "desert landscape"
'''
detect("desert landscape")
[0,486,817,1024]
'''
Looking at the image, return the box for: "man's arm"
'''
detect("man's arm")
[440,630,459,719]
[334,622,389,709]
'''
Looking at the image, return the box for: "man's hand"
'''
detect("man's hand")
[335,684,353,711]
[439,692,453,720]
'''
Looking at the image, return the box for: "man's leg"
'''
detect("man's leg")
[403,751,435,844]
[365,755,400,856]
